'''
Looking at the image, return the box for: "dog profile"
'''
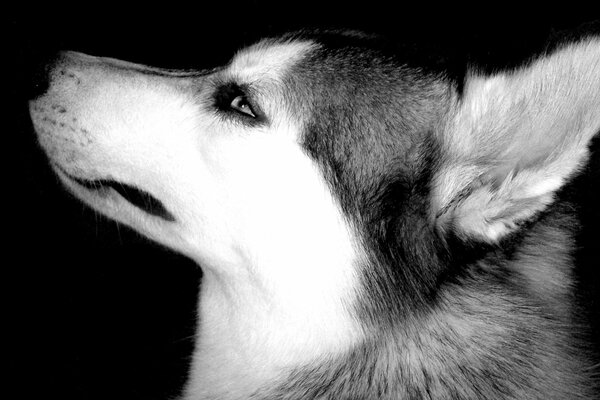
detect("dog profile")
[29,29,599,399]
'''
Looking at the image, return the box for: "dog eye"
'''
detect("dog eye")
[230,95,256,118]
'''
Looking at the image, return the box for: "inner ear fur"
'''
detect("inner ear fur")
[432,37,600,243]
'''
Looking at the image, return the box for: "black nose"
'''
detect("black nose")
[22,47,61,100]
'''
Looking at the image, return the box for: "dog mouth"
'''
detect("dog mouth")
[67,174,176,222]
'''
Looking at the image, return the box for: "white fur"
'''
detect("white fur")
[229,40,317,82]
[29,35,600,399]
[434,38,600,242]
[29,43,362,399]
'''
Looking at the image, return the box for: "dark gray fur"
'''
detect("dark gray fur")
[249,30,598,400]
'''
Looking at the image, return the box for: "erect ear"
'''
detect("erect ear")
[433,37,600,243]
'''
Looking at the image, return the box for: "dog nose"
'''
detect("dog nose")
[26,50,95,100]
[25,48,62,100]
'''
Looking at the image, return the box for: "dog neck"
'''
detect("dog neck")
[183,254,362,399]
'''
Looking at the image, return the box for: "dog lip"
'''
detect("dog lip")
[59,168,176,222]
[68,174,109,191]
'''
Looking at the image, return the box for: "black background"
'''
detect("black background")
[9,5,600,399]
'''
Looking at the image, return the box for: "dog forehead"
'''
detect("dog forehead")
[228,40,316,79]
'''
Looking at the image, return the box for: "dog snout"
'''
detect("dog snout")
[27,51,95,101]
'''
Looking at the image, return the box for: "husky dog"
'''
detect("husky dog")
[29,29,599,399]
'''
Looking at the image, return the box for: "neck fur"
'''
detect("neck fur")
[184,252,362,398]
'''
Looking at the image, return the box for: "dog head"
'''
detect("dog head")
[29,31,600,327]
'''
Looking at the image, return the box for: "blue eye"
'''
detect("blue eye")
[230,95,256,118]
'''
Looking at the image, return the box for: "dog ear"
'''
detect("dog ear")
[433,38,600,243]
